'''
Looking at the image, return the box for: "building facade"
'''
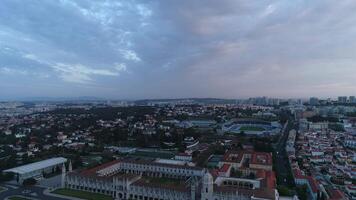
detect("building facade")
[4,157,67,184]
[64,157,278,200]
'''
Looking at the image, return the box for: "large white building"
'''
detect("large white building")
[4,157,67,184]
[64,155,278,200]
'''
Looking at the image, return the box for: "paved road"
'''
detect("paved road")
[0,183,68,200]
[274,120,296,187]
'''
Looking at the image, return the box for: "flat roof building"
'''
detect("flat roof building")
[4,157,67,184]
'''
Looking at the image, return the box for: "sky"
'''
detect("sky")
[1,0,356,100]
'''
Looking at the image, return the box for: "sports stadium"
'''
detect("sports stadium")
[221,119,281,136]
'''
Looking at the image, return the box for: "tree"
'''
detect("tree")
[73,154,83,169]
[0,172,14,182]
[277,185,293,196]
[296,185,308,200]
[240,131,246,136]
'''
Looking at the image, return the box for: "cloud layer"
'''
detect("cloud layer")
[1,0,356,99]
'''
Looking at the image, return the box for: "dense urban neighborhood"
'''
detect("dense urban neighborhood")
[0,97,354,199]
[2,0,356,199]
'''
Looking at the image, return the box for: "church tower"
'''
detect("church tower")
[61,163,66,188]
[68,160,73,172]
[201,171,214,200]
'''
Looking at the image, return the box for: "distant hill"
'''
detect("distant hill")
[0,96,106,102]
[134,98,239,105]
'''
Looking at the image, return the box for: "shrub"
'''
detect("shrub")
[0,172,14,182]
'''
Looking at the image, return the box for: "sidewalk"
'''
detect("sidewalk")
[43,188,85,200]
[5,195,38,200]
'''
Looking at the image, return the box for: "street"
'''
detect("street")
[274,120,296,187]
[0,183,68,200]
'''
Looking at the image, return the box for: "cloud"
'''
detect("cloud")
[114,63,127,72]
[0,66,50,79]
[1,0,356,98]
[120,50,141,62]
[0,67,28,75]
[0,0,146,84]
[51,63,122,84]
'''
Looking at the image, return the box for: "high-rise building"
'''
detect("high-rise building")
[338,96,348,103]
[309,97,319,106]
[349,96,355,103]
[297,99,303,105]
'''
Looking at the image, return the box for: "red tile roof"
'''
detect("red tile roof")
[222,150,245,163]
[177,152,191,156]
[256,169,266,178]
[293,169,305,179]
[133,178,189,192]
[264,171,276,189]
[219,164,231,173]
[328,189,346,200]
[250,152,273,166]
[306,176,319,193]
[80,160,121,176]
[214,186,276,200]
[256,169,276,189]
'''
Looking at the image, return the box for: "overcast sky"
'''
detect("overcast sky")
[1,0,356,99]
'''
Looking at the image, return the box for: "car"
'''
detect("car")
[22,190,31,194]
[30,192,38,196]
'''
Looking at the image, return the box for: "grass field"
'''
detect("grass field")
[239,126,265,132]
[0,186,6,192]
[8,196,31,200]
[52,188,113,200]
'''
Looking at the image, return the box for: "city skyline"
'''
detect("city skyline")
[1,0,356,99]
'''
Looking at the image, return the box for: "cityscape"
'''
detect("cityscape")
[0,97,354,200]
[1,0,356,200]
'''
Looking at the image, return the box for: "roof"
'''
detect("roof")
[176,152,191,157]
[154,159,188,166]
[219,164,231,173]
[222,151,272,167]
[250,152,273,166]
[80,160,121,176]
[307,176,319,193]
[328,189,346,200]
[4,157,67,175]
[214,186,276,200]
[264,171,276,189]
[293,169,305,179]
[122,158,203,171]
[79,158,203,178]
[222,150,246,163]
[133,177,189,192]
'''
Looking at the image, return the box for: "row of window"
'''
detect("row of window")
[121,164,199,175]
[66,184,113,196]
[123,192,187,200]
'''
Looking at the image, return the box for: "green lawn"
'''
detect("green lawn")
[52,188,113,200]
[8,196,31,200]
[0,186,6,192]
[239,126,265,132]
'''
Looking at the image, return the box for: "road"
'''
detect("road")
[0,183,68,200]
[274,120,296,187]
